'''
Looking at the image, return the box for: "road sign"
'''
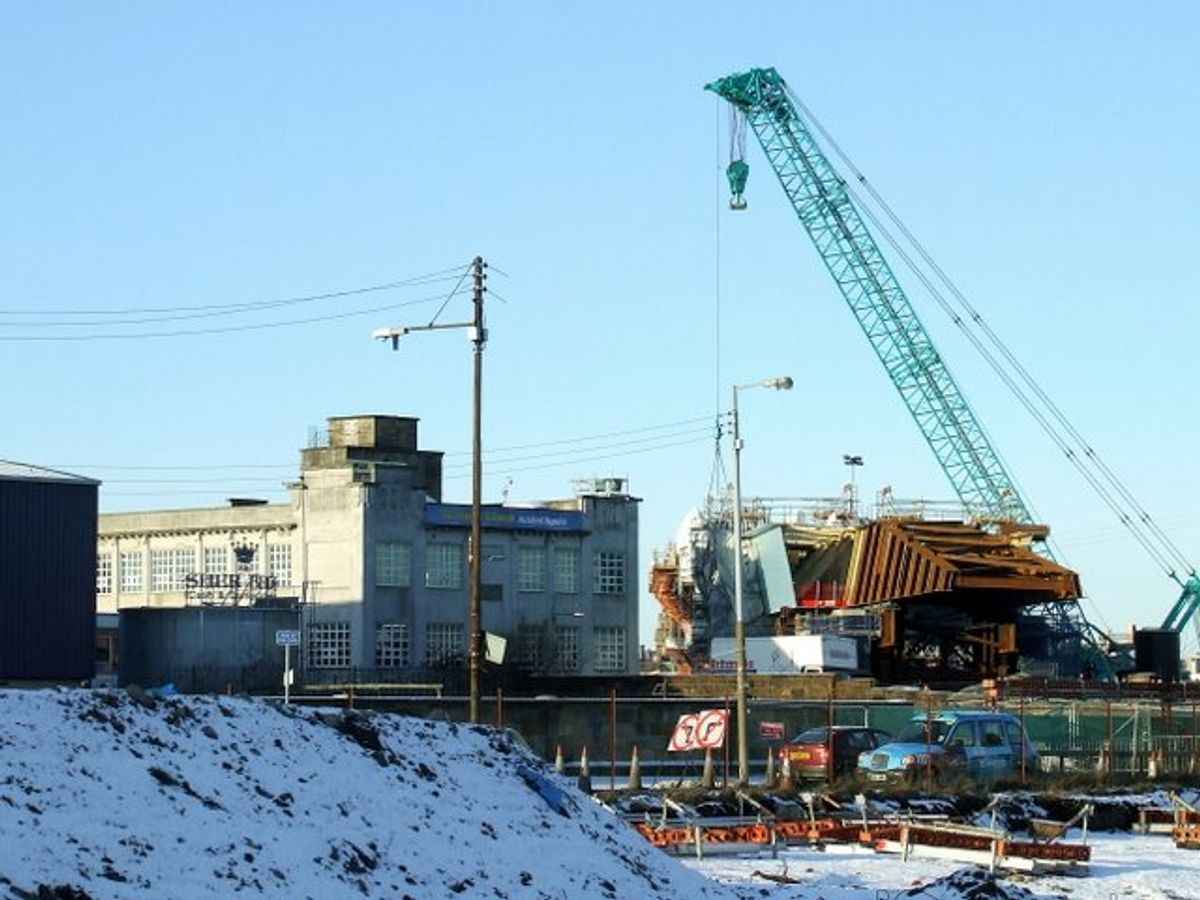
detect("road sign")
[695,709,728,749]
[277,630,300,705]
[758,721,785,741]
[668,709,729,752]
[668,713,700,752]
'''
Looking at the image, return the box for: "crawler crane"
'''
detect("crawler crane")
[707,67,1200,675]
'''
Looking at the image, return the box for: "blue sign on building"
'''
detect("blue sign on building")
[424,503,586,533]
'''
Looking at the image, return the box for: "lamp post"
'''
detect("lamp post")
[842,454,863,520]
[730,374,794,786]
[374,256,488,723]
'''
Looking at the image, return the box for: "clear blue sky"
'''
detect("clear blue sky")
[3,3,1197,651]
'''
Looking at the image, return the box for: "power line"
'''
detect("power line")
[441,415,713,457]
[443,424,713,470]
[102,489,290,498]
[444,434,714,480]
[91,477,292,485]
[0,265,471,318]
[59,414,718,475]
[97,432,716,496]
[0,288,469,342]
[48,463,294,471]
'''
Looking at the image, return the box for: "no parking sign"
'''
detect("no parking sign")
[667,709,728,752]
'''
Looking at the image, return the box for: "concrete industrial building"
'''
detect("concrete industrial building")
[98,415,640,687]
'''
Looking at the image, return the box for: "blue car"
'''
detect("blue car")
[856,710,1039,783]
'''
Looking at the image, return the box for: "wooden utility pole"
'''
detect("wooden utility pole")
[373,255,488,725]
[468,256,487,724]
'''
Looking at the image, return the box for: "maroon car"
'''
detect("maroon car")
[779,726,891,781]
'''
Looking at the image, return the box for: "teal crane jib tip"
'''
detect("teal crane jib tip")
[704,67,785,109]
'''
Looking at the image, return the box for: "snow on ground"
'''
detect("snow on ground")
[0,687,749,899]
[2,686,1198,899]
[686,831,1200,899]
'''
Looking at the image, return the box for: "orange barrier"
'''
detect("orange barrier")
[633,820,774,848]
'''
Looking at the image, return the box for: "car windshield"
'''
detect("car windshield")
[789,728,828,744]
[898,720,951,744]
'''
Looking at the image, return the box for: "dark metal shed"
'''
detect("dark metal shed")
[0,461,98,681]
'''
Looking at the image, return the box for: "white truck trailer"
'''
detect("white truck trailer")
[708,634,860,674]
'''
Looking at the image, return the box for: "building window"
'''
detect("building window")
[268,543,292,586]
[517,545,546,592]
[376,623,410,668]
[120,551,144,593]
[150,548,195,592]
[555,546,580,594]
[425,623,463,665]
[96,553,113,594]
[594,626,626,672]
[376,542,412,587]
[517,624,548,671]
[554,626,580,673]
[307,622,351,668]
[426,543,463,589]
[592,552,625,595]
[203,546,228,575]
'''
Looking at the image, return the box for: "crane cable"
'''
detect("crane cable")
[787,87,1194,585]
[845,180,1178,580]
[709,100,730,505]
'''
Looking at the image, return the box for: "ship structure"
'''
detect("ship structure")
[651,489,1083,684]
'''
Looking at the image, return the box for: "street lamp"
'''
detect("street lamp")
[374,256,488,724]
[730,374,793,786]
[842,454,864,520]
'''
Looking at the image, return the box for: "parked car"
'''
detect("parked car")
[779,726,891,780]
[855,710,1039,783]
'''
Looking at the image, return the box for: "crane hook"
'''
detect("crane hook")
[726,159,749,211]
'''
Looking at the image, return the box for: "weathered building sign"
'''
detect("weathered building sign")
[183,572,279,605]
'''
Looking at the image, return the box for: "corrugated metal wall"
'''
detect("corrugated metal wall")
[120,606,301,693]
[0,479,97,680]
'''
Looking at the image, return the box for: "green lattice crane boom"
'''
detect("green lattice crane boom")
[706,67,1031,525]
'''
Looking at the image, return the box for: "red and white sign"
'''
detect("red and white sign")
[758,721,785,741]
[667,709,729,752]
[668,714,699,752]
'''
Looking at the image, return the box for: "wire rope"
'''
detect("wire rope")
[791,87,1194,580]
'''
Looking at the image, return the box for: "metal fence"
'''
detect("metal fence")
[288,689,1200,784]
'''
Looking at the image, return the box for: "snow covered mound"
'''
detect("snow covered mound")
[0,688,751,899]
[896,867,1041,899]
